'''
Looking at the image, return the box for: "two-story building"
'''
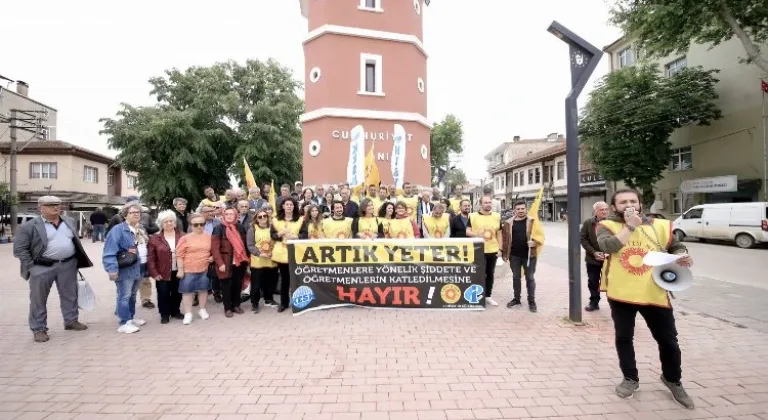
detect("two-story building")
[490,143,608,220]
[0,81,57,142]
[0,140,140,214]
[484,133,565,208]
[603,36,768,217]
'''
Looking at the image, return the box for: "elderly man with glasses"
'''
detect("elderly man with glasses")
[13,196,93,342]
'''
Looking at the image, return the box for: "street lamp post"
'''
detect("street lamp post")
[547,21,602,323]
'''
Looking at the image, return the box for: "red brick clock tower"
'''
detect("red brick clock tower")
[298,0,431,187]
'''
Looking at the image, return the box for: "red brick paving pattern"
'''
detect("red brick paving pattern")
[0,242,766,419]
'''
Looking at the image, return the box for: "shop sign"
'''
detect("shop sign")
[680,175,737,193]
[580,172,605,186]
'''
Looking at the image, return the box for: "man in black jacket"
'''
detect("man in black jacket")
[449,199,471,238]
[89,208,107,242]
[580,201,609,311]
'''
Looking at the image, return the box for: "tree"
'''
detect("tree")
[611,0,768,73]
[443,168,468,190]
[430,115,464,179]
[579,64,722,207]
[101,59,303,208]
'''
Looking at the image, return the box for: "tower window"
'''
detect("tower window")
[359,53,384,96]
[359,0,382,11]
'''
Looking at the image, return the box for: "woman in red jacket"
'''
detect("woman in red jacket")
[147,210,184,324]
[211,207,249,318]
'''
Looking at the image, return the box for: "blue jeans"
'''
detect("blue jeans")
[92,224,105,241]
[115,277,142,325]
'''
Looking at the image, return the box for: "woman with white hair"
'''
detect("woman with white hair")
[147,210,184,324]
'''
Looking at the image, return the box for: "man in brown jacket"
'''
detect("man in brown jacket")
[501,201,544,312]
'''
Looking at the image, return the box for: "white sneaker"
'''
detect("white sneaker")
[183,313,193,325]
[487,297,499,306]
[199,309,210,320]
[130,318,147,327]
[117,322,140,334]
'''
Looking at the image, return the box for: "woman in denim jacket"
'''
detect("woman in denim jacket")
[103,203,145,334]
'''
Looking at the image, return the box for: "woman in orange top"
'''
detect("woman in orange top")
[176,213,213,325]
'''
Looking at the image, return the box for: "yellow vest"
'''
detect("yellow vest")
[322,217,353,239]
[250,226,277,269]
[469,212,501,253]
[356,216,381,239]
[449,196,468,213]
[387,218,414,239]
[305,221,323,239]
[271,219,302,264]
[599,219,673,307]
[397,195,418,222]
[423,214,450,238]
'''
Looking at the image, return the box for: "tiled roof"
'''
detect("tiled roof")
[490,143,568,174]
[0,140,116,165]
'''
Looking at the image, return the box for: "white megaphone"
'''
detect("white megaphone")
[651,263,693,292]
[643,251,693,292]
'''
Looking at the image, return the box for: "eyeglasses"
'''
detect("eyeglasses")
[191,223,205,228]
[127,211,141,215]
[256,215,268,219]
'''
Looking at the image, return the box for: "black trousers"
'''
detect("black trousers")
[609,299,682,383]
[219,263,247,311]
[510,255,537,302]
[155,271,182,317]
[484,253,498,297]
[586,263,603,305]
[207,263,221,294]
[250,266,278,308]
[277,263,291,308]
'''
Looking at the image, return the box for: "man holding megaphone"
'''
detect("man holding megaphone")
[596,189,695,409]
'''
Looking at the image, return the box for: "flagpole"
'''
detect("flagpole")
[762,78,767,201]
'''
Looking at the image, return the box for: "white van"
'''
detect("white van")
[672,202,768,248]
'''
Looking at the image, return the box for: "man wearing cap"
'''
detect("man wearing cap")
[13,195,93,342]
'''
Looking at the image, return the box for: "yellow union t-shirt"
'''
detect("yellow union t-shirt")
[469,212,502,253]
[423,214,450,238]
[250,226,277,269]
[355,217,381,239]
[397,195,419,222]
[322,217,353,239]
[271,219,302,264]
[387,218,414,239]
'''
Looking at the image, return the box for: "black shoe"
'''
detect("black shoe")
[171,313,185,320]
[213,293,223,303]
[193,295,199,307]
[252,305,260,314]
[142,300,155,309]
[585,303,599,312]
[528,301,537,312]
[277,306,288,313]
[264,300,278,307]
[506,299,521,308]
[161,316,170,324]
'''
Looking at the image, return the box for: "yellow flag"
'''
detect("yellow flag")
[527,186,545,248]
[269,180,276,211]
[364,143,380,190]
[243,157,256,190]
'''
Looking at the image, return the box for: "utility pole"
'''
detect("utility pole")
[9,109,18,235]
[7,108,48,235]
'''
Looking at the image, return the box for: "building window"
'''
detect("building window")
[30,162,57,179]
[84,166,99,183]
[671,192,682,214]
[359,53,383,96]
[556,161,565,180]
[618,47,634,68]
[360,0,381,10]
[534,167,541,184]
[669,146,692,171]
[37,126,50,140]
[542,165,550,184]
[108,171,115,186]
[128,175,139,189]
[527,169,534,184]
[666,57,687,77]
[513,172,519,187]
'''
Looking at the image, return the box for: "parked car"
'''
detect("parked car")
[646,213,665,219]
[672,202,768,249]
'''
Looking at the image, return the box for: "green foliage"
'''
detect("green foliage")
[100,59,303,208]
[611,0,768,72]
[430,115,464,179]
[443,168,468,189]
[579,64,722,206]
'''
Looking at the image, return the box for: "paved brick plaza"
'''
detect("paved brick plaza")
[0,241,766,420]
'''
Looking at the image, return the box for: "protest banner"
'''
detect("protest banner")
[286,238,486,315]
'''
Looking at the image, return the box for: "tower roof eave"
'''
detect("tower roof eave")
[299,0,308,18]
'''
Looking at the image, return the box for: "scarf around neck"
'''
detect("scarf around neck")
[222,219,248,265]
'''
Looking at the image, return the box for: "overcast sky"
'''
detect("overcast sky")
[1,0,621,182]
